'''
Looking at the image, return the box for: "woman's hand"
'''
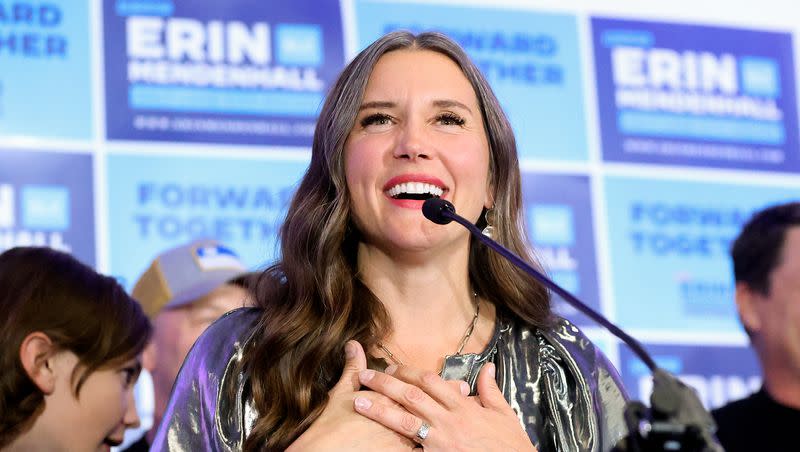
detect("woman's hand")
[353,362,537,452]
[287,341,417,452]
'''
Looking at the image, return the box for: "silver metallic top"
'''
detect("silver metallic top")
[152,307,629,451]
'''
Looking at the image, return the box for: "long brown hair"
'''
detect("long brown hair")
[241,31,551,450]
[0,247,152,448]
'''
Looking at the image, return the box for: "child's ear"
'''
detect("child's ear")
[19,332,58,394]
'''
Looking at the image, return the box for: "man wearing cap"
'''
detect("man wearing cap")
[124,239,253,451]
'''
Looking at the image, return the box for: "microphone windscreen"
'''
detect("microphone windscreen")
[422,198,455,225]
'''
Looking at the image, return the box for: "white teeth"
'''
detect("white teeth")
[386,182,444,198]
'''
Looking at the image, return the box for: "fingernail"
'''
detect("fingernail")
[354,397,372,410]
[459,381,471,396]
[384,364,398,375]
[487,362,496,378]
[359,369,375,382]
[345,342,356,359]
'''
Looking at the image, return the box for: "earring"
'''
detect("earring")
[482,208,495,238]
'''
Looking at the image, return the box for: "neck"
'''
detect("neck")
[357,240,495,371]
[763,369,800,410]
[6,414,53,451]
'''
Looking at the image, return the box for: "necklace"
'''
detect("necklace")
[376,292,480,367]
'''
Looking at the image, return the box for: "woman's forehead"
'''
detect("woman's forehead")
[362,49,479,106]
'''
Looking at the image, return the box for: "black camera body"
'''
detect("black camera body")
[613,369,724,452]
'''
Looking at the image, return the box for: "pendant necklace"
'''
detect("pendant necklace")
[376,292,480,370]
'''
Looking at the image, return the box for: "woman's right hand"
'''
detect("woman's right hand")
[286,341,418,452]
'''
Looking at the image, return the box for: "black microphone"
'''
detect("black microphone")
[422,196,456,225]
[421,197,722,452]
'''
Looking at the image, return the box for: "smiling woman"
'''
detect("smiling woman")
[0,247,152,451]
[153,31,628,452]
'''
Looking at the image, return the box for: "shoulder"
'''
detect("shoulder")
[711,392,758,431]
[711,392,760,452]
[193,307,262,355]
[537,315,630,451]
[538,316,619,380]
[150,307,262,451]
[176,307,262,381]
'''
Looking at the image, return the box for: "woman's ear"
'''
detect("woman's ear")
[19,332,58,394]
[484,186,495,210]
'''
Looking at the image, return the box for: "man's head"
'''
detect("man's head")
[132,240,252,429]
[732,202,800,380]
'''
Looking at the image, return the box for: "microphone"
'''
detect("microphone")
[421,197,722,452]
[422,196,456,225]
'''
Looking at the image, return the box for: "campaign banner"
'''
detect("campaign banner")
[106,153,307,289]
[522,172,600,326]
[604,176,797,333]
[619,343,761,409]
[0,0,92,139]
[0,149,95,265]
[355,1,588,162]
[103,0,344,146]
[592,18,799,172]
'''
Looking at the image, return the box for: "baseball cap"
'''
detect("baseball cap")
[132,239,248,318]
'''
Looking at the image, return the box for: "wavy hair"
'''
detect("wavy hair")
[241,31,551,450]
[0,247,152,448]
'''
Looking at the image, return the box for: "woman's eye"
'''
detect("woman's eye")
[360,113,393,128]
[121,367,138,387]
[437,113,466,126]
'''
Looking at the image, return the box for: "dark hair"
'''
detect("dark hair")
[731,202,800,294]
[240,31,551,451]
[0,247,152,448]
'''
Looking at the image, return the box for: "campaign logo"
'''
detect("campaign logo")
[103,0,344,146]
[592,18,799,172]
[604,176,797,333]
[21,185,70,230]
[195,244,246,271]
[522,173,600,326]
[619,343,761,409]
[106,153,307,289]
[0,150,95,265]
[0,1,92,139]
[355,1,588,162]
[529,205,579,292]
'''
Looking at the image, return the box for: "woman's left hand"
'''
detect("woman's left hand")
[353,362,537,452]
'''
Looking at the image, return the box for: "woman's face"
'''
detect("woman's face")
[344,49,492,255]
[45,351,142,451]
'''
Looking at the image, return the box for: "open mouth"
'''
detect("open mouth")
[104,438,123,448]
[386,182,444,201]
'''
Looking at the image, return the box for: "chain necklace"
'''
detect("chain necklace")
[376,292,480,368]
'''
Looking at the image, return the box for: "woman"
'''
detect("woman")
[0,247,152,451]
[154,31,628,451]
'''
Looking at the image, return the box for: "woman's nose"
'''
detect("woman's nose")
[393,121,431,160]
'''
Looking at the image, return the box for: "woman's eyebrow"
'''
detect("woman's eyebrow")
[432,99,472,114]
[359,101,396,111]
[359,99,473,113]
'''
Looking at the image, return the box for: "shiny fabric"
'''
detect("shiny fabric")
[152,307,629,451]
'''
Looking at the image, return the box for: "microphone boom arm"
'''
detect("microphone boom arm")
[439,205,657,371]
[422,198,723,452]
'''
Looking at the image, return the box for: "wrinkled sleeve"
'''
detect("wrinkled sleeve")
[543,317,630,452]
[592,342,630,451]
[150,308,260,452]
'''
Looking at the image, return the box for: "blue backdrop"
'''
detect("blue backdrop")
[2,0,798,448]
